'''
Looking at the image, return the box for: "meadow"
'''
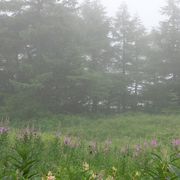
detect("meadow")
[0,113,180,179]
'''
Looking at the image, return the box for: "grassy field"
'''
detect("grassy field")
[10,113,180,145]
[0,113,180,179]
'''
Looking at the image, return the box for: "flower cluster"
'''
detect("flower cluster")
[83,162,90,171]
[63,136,80,148]
[42,171,56,180]
[18,127,39,142]
[133,139,159,157]
[82,162,117,180]
[0,127,9,135]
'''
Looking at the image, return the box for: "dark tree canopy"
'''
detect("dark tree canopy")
[0,0,180,118]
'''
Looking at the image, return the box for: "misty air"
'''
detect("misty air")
[0,0,180,179]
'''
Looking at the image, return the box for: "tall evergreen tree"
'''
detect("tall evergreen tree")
[113,3,134,112]
[159,0,180,106]
[80,0,111,112]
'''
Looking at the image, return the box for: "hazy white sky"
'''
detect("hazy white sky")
[100,0,166,28]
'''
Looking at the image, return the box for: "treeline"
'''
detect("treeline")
[0,0,180,118]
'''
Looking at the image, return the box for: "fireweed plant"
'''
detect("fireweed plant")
[0,127,179,179]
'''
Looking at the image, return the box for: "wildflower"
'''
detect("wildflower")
[172,139,180,148]
[96,171,105,180]
[0,127,8,135]
[18,127,39,142]
[151,139,158,148]
[83,162,89,171]
[112,166,117,173]
[104,139,112,153]
[89,173,97,180]
[89,141,97,154]
[135,144,141,152]
[135,171,141,177]
[132,171,141,179]
[64,136,71,146]
[112,166,117,177]
[16,169,21,178]
[133,144,142,157]
[47,171,56,180]
[106,175,114,180]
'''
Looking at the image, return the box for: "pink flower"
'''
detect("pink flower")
[172,139,180,148]
[151,139,158,148]
[0,127,9,135]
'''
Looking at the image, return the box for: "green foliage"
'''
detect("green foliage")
[143,151,180,179]
[3,130,41,179]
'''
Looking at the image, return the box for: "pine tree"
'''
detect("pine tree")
[160,0,180,106]
[113,3,134,112]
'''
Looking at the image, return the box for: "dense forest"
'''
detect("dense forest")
[0,0,180,118]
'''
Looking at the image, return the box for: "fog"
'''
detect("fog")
[0,0,180,178]
[101,0,165,27]
[0,0,180,115]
